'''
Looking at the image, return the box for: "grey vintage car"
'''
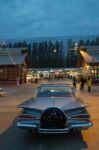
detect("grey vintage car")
[17,83,92,134]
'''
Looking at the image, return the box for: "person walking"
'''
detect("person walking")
[80,76,86,91]
[17,77,20,87]
[72,77,77,89]
[87,77,92,92]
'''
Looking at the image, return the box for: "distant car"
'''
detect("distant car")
[0,87,7,97]
[17,83,92,134]
[92,77,99,84]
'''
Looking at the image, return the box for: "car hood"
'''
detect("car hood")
[18,97,86,111]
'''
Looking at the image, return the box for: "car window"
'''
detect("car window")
[37,86,73,97]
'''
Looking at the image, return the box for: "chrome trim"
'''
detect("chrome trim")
[38,128,70,134]
[68,113,89,119]
[17,122,37,128]
[70,122,93,128]
[17,121,92,133]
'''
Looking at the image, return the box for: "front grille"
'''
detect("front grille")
[40,107,66,129]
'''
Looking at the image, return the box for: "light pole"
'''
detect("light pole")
[53,49,57,67]
[74,42,78,54]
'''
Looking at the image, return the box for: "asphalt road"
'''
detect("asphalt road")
[0,79,99,150]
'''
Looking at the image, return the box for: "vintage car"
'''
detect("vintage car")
[17,83,92,134]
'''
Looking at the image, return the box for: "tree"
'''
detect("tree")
[31,42,39,67]
[21,41,27,47]
[85,39,90,46]
[78,40,85,46]
[95,36,99,45]
[90,39,95,46]
[68,39,73,48]
[47,41,55,67]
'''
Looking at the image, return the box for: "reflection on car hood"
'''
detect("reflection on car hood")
[18,97,86,111]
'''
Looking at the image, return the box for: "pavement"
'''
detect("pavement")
[0,79,99,150]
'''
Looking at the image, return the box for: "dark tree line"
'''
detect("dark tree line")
[79,36,99,46]
[68,36,99,48]
[0,40,66,68]
[30,41,66,68]
[1,36,99,68]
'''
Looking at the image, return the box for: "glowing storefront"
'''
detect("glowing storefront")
[77,47,99,78]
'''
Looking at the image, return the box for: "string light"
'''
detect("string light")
[0,41,16,65]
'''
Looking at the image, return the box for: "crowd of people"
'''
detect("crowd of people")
[72,75,92,92]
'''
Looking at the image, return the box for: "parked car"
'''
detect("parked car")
[92,77,99,84]
[0,87,7,97]
[17,83,92,134]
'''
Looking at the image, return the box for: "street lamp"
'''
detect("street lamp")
[74,42,78,51]
[53,49,57,53]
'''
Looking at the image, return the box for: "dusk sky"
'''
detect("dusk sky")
[0,0,99,39]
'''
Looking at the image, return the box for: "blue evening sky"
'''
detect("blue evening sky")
[0,0,99,39]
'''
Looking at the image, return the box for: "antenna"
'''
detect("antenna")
[0,41,16,65]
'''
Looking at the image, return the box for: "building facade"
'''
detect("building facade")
[77,46,99,78]
[0,48,28,85]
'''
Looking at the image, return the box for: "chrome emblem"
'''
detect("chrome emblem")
[50,111,57,116]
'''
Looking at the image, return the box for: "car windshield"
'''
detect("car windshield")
[37,86,74,97]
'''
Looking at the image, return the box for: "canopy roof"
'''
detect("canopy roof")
[80,50,98,63]
[0,48,26,65]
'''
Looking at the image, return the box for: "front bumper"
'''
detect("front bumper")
[17,121,93,134]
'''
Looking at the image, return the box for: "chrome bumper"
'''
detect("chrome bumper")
[38,128,69,134]
[38,122,93,134]
[17,121,93,134]
[17,122,70,133]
